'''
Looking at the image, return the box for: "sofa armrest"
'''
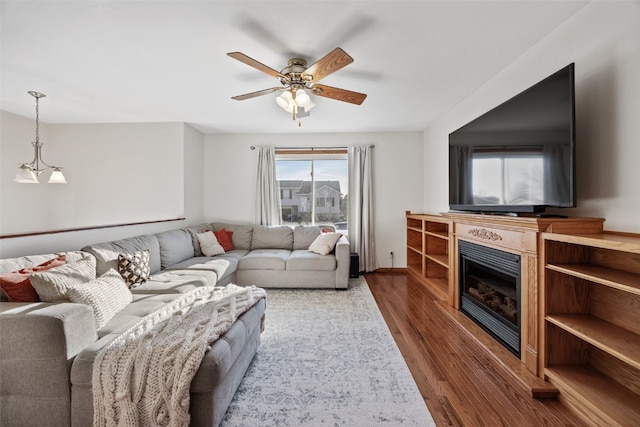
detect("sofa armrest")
[0,302,97,426]
[335,236,350,289]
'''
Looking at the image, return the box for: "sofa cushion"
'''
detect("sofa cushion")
[117,250,150,288]
[212,222,253,250]
[71,293,187,386]
[293,225,325,250]
[67,269,133,330]
[128,270,217,294]
[155,229,195,269]
[308,232,342,256]
[167,256,238,284]
[238,249,290,271]
[286,250,337,271]
[0,255,66,302]
[30,253,97,302]
[251,225,293,250]
[83,235,161,276]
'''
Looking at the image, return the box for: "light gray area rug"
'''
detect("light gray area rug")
[219,277,436,426]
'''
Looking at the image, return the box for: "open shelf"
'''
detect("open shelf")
[425,253,448,268]
[546,314,640,370]
[542,231,640,425]
[545,365,640,426]
[406,213,452,302]
[546,263,640,295]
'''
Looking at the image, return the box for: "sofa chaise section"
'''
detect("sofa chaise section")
[0,251,266,427]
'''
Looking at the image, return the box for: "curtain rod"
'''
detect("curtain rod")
[250,145,375,150]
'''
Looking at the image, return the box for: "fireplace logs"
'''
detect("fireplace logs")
[468,276,518,324]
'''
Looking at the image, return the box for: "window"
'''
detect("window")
[275,149,348,232]
[472,149,544,205]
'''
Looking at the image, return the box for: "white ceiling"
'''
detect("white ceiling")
[1,1,588,134]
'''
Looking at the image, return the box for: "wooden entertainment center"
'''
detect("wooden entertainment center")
[406,211,640,426]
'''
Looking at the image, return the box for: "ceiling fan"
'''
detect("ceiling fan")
[227,47,367,123]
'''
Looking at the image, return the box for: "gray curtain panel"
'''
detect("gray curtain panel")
[255,146,282,226]
[348,145,378,272]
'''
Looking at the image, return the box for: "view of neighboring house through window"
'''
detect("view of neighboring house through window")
[275,150,348,234]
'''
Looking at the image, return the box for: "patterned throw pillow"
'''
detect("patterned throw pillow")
[67,269,133,330]
[0,255,67,302]
[118,250,150,288]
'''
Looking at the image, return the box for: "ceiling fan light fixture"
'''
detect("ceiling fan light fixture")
[275,95,288,110]
[305,100,316,111]
[295,89,311,108]
[276,90,293,110]
[229,48,366,123]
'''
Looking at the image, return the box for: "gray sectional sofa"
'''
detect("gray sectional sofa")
[81,221,349,291]
[0,221,350,426]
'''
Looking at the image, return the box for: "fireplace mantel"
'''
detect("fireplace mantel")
[406,211,604,377]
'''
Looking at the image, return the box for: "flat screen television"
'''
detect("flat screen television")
[449,63,575,215]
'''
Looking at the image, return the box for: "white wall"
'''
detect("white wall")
[204,132,424,268]
[423,1,640,233]
[0,114,205,258]
[183,123,205,222]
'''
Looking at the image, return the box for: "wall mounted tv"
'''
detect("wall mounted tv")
[449,63,575,215]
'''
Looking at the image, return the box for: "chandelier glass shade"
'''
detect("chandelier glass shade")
[14,91,67,184]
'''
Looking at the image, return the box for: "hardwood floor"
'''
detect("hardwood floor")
[365,271,589,427]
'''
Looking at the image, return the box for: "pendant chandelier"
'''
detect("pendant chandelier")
[14,91,67,184]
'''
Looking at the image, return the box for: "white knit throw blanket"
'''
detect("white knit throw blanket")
[92,284,267,427]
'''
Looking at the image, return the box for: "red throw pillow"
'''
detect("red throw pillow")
[214,229,234,252]
[0,255,67,302]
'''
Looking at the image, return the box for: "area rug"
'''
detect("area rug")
[219,277,436,426]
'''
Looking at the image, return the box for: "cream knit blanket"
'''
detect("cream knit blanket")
[92,284,267,427]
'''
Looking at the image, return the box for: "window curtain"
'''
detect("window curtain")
[543,143,570,206]
[449,145,474,204]
[255,146,281,225]
[348,145,378,272]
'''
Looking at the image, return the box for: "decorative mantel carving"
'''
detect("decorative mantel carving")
[468,228,503,241]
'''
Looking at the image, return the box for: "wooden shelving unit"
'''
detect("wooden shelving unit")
[406,212,453,303]
[541,231,640,426]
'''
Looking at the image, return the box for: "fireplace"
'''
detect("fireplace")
[458,240,521,357]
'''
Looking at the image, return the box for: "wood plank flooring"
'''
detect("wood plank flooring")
[365,271,589,427]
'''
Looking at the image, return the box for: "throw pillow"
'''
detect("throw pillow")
[308,232,342,256]
[196,231,225,257]
[214,228,234,252]
[0,255,66,302]
[67,269,133,330]
[30,254,96,302]
[118,250,150,288]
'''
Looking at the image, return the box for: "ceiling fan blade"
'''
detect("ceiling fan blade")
[302,47,353,82]
[311,84,367,105]
[231,87,284,101]
[227,52,285,79]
